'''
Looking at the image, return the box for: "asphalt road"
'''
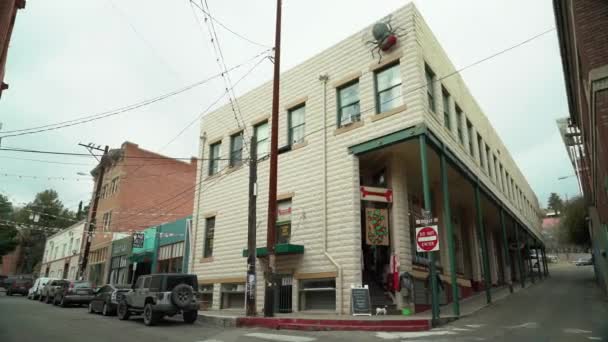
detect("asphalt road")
[0,264,606,342]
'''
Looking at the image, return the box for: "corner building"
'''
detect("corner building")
[192,3,545,315]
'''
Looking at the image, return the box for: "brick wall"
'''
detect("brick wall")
[572,0,608,79]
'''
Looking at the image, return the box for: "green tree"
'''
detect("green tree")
[13,190,76,274]
[548,192,564,215]
[0,194,19,257]
[558,196,590,246]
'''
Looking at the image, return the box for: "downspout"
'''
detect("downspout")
[190,133,207,273]
[319,73,343,314]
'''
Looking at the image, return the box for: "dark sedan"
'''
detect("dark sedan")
[6,278,33,296]
[53,281,95,307]
[88,284,130,316]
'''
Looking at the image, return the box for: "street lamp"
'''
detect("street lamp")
[557,175,576,180]
[76,172,88,176]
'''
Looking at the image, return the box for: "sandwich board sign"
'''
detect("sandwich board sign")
[350,284,371,316]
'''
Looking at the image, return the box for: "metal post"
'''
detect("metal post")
[419,135,440,324]
[78,145,109,280]
[474,185,492,303]
[535,245,542,280]
[499,209,513,293]
[440,148,459,316]
[527,236,535,284]
[514,223,525,288]
[246,137,258,316]
[542,247,549,276]
[265,0,282,318]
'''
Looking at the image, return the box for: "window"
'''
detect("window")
[466,120,474,155]
[149,276,162,292]
[456,106,464,144]
[288,105,306,145]
[276,199,292,244]
[425,64,436,113]
[143,277,151,289]
[209,142,221,176]
[375,63,403,113]
[337,81,360,126]
[102,211,112,230]
[485,145,491,177]
[62,244,66,258]
[75,238,80,253]
[477,134,484,168]
[230,132,244,167]
[442,87,451,130]
[254,121,269,159]
[203,217,215,258]
[499,164,504,191]
[101,184,107,199]
[110,177,119,195]
[135,277,144,289]
[492,155,498,184]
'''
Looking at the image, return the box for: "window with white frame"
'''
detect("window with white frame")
[375,63,403,113]
[442,86,451,130]
[337,80,360,126]
[209,142,221,176]
[230,132,244,167]
[203,217,215,258]
[425,64,436,113]
[456,105,464,144]
[102,211,112,230]
[254,121,269,159]
[288,105,306,145]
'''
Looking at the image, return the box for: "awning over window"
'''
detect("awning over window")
[242,243,304,258]
[129,251,153,263]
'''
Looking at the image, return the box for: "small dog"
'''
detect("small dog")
[375,306,387,316]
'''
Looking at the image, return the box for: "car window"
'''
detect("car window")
[165,276,198,292]
[143,277,151,289]
[73,281,91,288]
[134,277,143,289]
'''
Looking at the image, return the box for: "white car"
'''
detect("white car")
[28,277,55,300]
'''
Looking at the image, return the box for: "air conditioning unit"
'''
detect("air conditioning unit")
[341,116,354,126]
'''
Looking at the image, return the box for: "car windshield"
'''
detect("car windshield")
[165,276,197,292]
[73,282,92,288]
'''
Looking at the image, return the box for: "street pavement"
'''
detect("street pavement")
[0,264,606,342]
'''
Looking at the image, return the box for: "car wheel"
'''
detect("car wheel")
[117,301,130,321]
[88,302,95,314]
[143,303,160,326]
[183,310,197,324]
[102,303,110,316]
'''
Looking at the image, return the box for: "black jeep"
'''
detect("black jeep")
[116,273,199,326]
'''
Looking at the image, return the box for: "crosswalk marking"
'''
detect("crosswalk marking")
[564,328,592,334]
[244,333,316,342]
[375,331,457,340]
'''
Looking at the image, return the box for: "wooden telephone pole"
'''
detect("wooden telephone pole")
[264,0,282,318]
[246,137,258,316]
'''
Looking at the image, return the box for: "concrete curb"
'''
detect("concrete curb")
[197,313,237,328]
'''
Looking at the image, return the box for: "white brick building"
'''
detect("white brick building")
[41,221,85,280]
[191,3,544,315]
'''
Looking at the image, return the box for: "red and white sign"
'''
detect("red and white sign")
[416,226,439,252]
[360,186,393,203]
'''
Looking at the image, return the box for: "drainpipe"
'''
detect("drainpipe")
[190,133,207,273]
[319,73,343,314]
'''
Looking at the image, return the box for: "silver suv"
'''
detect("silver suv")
[117,273,199,326]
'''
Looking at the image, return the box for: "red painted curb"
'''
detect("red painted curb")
[236,317,431,332]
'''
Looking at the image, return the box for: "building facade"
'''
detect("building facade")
[192,4,544,315]
[554,0,608,294]
[83,142,197,286]
[0,0,25,99]
[41,221,85,280]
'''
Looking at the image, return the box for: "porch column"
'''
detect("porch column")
[527,235,535,284]
[440,147,459,316]
[474,184,492,304]
[535,245,543,280]
[514,222,525,288]
[499,209,513,293]
[419,135,440,323]
[542,247,550,277]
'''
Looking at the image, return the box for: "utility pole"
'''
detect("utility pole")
[265,0,282,318]
[77,144,109,280]
[246,137,258,316]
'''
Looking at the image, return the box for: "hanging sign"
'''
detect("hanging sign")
[416,226,440,252]
[360,186,393,203]
[365,208,389,246]
[132,232,145,248]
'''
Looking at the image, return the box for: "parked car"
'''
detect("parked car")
[39,279,65,303]
[547,254,559,263]
[574,257,593,266]
[6,278,33,296]
[0,275,7,289]
[88,284,131,316]
[28,277,53,300]
[117,274,199,326]
[53,280,95,307]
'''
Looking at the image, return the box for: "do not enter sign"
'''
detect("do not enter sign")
[416,226,439,252]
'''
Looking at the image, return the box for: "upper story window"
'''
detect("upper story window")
[209,142,221,176]
[456,105,464,144]
[276,199,292,244]
[337,81,360,126]
[229,132,244,167]
[203,217,215,258]
[254,121,269,159]
[499,163,504,192]
[477,133,484,168]
[288,104,306,145]
[110,177,120,195]
[375,63,403,113]
[442,87,451,130]
[102,211,112,231]
[425,64,436,113]
[485,144,492,177]
[466,120,474,155]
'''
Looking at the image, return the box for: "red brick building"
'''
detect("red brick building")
[0,246,22,276]
[0,0,25,99]
[554,0,608,293]
[83,142,197,285]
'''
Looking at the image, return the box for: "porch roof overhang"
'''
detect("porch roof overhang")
[348,122,544,246]
[242,243,304,258]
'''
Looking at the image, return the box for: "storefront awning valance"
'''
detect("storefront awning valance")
[129,251,153,263]
[242,243,304,258]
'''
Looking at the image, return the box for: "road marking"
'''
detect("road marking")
[244,333,316,342]
[451,327,472,332]
[587,337,602,340]
[197,340,223,342]
[564,328,592,334]
[375,331,456,340]
[465,324,484,328]
[506,322,538,329]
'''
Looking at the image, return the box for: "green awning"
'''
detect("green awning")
[242,243,304,258]
[129,251,153,263]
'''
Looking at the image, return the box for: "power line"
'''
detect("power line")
[0,147,237,161]
[188,0,270,49]
[0,51,270,138]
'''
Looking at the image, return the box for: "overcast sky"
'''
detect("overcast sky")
[0,0,578,211]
